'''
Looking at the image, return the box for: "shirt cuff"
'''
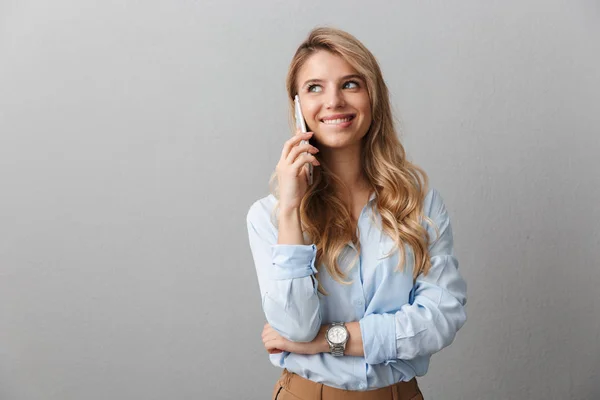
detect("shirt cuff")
[359,313,397,365]
[270,244,317,280]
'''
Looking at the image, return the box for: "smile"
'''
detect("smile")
[320,114,356,125]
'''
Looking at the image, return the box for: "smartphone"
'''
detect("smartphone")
[294,95,314,185]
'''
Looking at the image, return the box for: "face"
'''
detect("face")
[296,50,372,150]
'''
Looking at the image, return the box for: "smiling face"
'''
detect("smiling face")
[296,50,372,150]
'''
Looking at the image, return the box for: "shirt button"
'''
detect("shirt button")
[355,299,364,306]
[358,383,367,390]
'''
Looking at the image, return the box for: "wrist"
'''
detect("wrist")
[277,207,305,245]
[312,325,330,354]
[279,205,300,218]
[325,322,350,356]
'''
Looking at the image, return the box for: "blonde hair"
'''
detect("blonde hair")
[269,27,437,293]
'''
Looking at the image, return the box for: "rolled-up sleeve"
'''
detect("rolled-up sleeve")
[271,244,318,279]
[393,252,467,360]
[246,202,322,342]
[359,189,467,364]
[360,313,397,365]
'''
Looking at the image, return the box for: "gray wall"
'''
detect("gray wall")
[1,1,598,399]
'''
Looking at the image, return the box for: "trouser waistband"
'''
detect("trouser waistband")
[276,369,423,400]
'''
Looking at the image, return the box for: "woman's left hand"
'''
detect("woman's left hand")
[262,323,323,355]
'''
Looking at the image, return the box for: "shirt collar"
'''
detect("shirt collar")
[368,190,377,203]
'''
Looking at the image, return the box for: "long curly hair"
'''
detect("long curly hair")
[269,27,437,294]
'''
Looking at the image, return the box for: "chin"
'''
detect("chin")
[315,129,367,147]
[315,136,359,149]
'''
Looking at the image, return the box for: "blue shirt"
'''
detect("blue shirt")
[246,187,467,391]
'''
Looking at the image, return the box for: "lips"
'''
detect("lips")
[320,114,356,125]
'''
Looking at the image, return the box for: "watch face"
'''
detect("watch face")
[327,325,348,344]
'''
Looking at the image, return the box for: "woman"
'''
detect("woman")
[246,27,467,400]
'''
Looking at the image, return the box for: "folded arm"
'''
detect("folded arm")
[360,189,467,364]
[247,203,322,342]
[261,190,468,363]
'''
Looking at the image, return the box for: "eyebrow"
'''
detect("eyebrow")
[301,74,364,88]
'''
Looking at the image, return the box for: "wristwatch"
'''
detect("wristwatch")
[325,322,349,356]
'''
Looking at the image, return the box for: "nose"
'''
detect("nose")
[326,88,345,109]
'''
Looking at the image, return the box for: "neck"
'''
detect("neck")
[319,143,370,197]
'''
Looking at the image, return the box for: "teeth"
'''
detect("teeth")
[322,117,352,124]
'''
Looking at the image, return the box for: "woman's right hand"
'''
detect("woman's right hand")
[276,130,321,213]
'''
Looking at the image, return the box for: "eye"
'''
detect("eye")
[343,80,360,89]
[307,84,322,93]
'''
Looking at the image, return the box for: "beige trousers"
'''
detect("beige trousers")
[272,369,424,400]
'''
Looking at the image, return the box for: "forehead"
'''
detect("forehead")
[297,50,359,82]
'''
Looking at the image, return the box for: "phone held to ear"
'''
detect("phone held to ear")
[294,95,314,185]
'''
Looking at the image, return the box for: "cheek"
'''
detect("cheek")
[361,100,372,123]
[303,105,322,131]
[361,97,371,113]
[304,104,321,122]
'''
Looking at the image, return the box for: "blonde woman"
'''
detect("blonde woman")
[246,27,467,400]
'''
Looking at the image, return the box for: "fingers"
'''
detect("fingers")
[265,340,282,353]
[262,323,284,353]
[262,324,278,344]
[276,133,320,179]
[262,323,275,344]
[263,336,282,353]
[280,131,314,162]
[280,152,319,180]
[286,141,319,165]
[292,152,320,174]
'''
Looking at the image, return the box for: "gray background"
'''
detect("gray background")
[1,1,599,399]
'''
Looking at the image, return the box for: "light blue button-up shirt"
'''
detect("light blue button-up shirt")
[246,187,467,390]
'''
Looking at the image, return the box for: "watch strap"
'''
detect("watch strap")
[330,344,345,356]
